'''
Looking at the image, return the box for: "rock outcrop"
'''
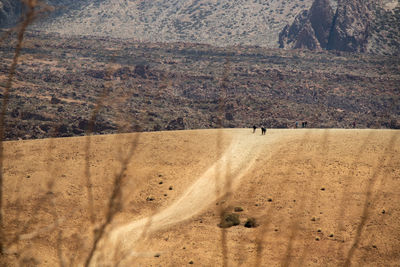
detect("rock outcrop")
[279,0,374,53]
[309,0,334,48]
[0,0,22,27]
[327,0,372,52]
[279,0,334,50]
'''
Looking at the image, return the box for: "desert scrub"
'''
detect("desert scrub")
[234,206,243,212]
[218,213,240,228]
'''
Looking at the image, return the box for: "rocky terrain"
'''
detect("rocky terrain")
[1,0,398,54]
[279,0,400,54]
[1,0,315,48]
[0,31,399,140]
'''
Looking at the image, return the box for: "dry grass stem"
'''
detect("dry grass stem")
[0,0,38,255]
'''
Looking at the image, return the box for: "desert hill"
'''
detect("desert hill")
[36,0,316,48]
[2,129,399,266]
[1,32,399,141]
[279,0,400,54]
[1,0,399,54]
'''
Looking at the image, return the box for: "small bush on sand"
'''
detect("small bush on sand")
[218,213,240,228]
[234,206,244,212]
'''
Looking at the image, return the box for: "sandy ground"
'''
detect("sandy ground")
[2,129,400,266]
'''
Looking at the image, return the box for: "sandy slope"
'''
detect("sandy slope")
[2,129,400,266]
[92,130,276,265]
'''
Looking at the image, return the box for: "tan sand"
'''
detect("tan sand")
[2,129,399,266]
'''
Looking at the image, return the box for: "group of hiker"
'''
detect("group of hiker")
[252,121,309,134]
[295,121,308,128]
[253,120,359,132]
[252,125,267,135]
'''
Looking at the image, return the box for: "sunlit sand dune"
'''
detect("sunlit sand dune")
[2,129,399,266]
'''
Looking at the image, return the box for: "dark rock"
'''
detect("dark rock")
[51,96,61,104]
[166,117,185,130]
[280,0,372,53]
[225,112,234,121]
[244,218,258,228]
[0,0,23,27]
[234,207,244,212]
[39,124,51,133]
[78,119,116,132]
[10,109,20,118]
[309,0,334,48]
[85,69,108,80]
[21,112,51,121]
[114,67,133,79]
[57,124,69,134]
[293,21,321,50]
[153,124,162,131]
[134,65,149,78]
[78,119,89,131]
[72,127,84,135]
[279,10,309,49]
[279,0,333,50]
[328,0,372,52]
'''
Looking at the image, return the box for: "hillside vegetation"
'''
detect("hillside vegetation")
[0,32,399,140]
[1,0,398,54]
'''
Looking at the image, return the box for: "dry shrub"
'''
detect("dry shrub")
[218,213,240,228]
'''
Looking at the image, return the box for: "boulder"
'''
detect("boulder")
[166,117,185,130]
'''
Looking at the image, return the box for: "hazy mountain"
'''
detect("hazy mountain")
[279,0,400,54]
[0,0,23,27]
[0,0,84,26]
[1,0,399,54]
[28,0,314,47]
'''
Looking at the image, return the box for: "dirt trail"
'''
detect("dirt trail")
[4,129,399,266]
[92,131,278,265]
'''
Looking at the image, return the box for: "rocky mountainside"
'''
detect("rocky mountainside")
[39,0,317,48]
[279,0,400,54]
[1,0,398,53]
[3,0,315,47]
[0,0,83,26]
[0,0,23,27]
[279,0,334,50]
[1,32,399,140]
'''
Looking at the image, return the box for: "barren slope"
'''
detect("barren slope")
[2,129,400,266]
[39,0,314,47]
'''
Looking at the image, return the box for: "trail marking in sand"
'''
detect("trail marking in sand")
[92,131,277,265]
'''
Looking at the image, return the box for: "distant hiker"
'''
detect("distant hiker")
[353,121,356,128]
[305,121,308,128]
[295,121,299,128]
[302,122,305,128]
[253,125,257,133]
[261,127,266,135]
